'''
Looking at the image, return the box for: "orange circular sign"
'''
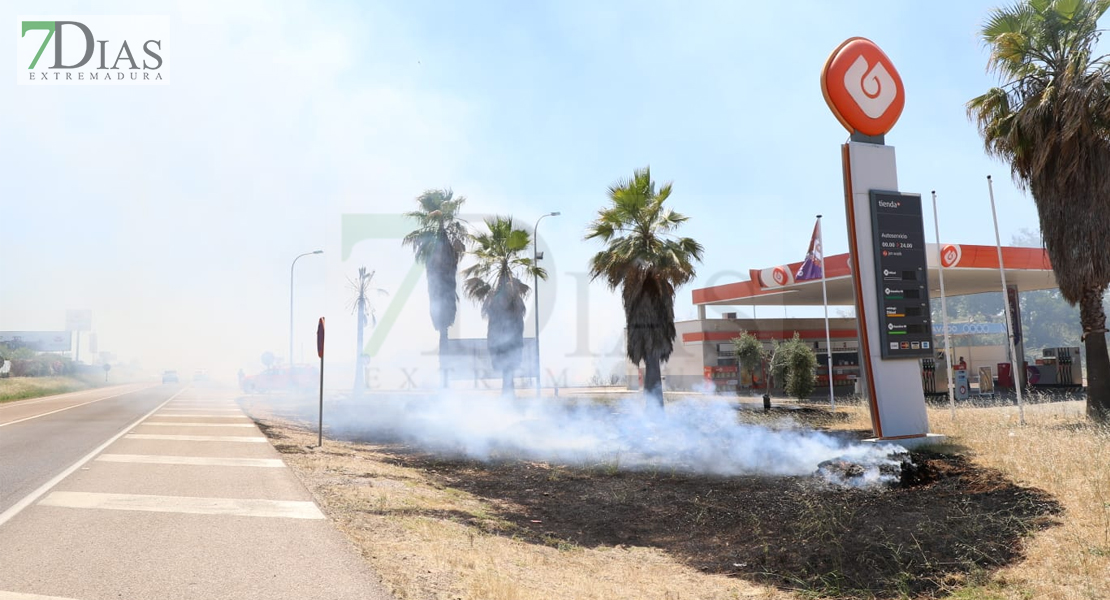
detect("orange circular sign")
[772,266,788,285]
[940,244,962,268]
[821,37,905,137]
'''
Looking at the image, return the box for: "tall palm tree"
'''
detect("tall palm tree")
[968,0,1110,421]
[463,216,546,397]
[586,167,704,410]
[348,267,387,395]
[402,189,469,388]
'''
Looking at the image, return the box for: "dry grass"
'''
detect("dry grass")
[0,376,96,403]
[825,397,1109,600]
[258,420,783,600]
[253,395,1108,600]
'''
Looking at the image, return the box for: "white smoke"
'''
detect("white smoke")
[300,393,908,482]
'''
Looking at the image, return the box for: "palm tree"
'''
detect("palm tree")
[348,267,387,395]
[402,189,469,388]
[463,216,546,397]
[586,166,704,410]
[968,0,1110,421]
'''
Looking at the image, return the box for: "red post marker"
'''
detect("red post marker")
[317,317,325,447]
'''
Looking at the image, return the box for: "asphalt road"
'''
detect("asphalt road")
[0,383,170,513]
[0,384,394,600]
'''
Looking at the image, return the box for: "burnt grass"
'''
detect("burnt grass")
[256,406,1063,598]
[368,448,1060,598]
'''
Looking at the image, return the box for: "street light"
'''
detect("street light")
[290,250,323,370]
[533,212,560,397]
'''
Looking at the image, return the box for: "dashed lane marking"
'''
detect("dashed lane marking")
[124,434,267,443]
[139,422,255,428]
[96,454,284,467]
[39,491,324,519]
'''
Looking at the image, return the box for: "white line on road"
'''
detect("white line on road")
[154,414,248,418]
[39,491,324,519]
[96,454,285,467]
[139,422,255,428]
[0,591,81,599]
[0,386,155,428]
[0,389,185,528]
[124,434,267,443]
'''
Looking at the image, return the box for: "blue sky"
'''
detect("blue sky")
[0,1,1052,385]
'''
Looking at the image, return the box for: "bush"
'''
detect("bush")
[772,333,818,400]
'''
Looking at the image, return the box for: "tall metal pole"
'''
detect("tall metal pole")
[816,215,835,409]
[533,212,560,398]
[290,250,323,371]
[987,176,1025,425]
[931,191,956,419]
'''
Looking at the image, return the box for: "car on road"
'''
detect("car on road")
[240,364,318,393]
[162,370,179,384]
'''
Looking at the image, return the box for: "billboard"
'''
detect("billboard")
[66,309,92,331]
[0,331,72,352]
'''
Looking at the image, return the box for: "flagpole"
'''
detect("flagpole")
[987,175,1025,426]
[817,215,835,409]
[931,191,956,419]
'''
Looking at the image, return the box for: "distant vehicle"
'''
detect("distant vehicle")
[162,370,179,384]
[193,369,209,382]
[240,365,318,393]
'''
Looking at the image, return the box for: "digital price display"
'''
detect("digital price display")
[870,191,934,359]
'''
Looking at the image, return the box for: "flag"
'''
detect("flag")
[795,220,823,281]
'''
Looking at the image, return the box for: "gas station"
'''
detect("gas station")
[643,36,1081,443]
[663,242,1079,401]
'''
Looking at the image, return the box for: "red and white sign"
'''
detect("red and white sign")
[756,265,795,289]
[821,37,905,137]
[940,244,962,268]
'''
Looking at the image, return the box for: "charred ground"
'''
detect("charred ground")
[254,401,1062,599]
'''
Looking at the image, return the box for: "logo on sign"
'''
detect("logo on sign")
[821,37,905,136]
[772,266,788,285]
[940,244,961,268]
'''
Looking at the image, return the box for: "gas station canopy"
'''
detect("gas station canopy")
[693,244,1057,307]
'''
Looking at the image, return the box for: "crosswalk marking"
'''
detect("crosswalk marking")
[38,491,324,519]
[124,434,267,443]
[96,454,284,467]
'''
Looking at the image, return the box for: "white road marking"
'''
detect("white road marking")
[0,387,155,428]
[96,454,284,467]
[162,408,240,412]
[39,491,324,519]
[154,414,248,418]
[0,591,82,599]
[140,422,255,428]
[124,434,267,443]
[0,389,184,528]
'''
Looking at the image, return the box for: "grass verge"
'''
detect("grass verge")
[249,395,1106,599]
[0,375,101,403]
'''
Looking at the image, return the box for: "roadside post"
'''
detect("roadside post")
[103,363,111,382]
[317,317,325,447]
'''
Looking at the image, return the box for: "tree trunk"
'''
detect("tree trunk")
[353,313,365,396]
[501,370,514,398]
[643,357,664,412]
[1080,285,1110,422]
[439,328,449,389]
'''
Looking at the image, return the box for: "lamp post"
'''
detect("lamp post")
[533,212,560,397]
[290,250,323,370]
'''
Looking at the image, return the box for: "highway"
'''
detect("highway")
[0,383,393,600]
[0,383,164,515]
